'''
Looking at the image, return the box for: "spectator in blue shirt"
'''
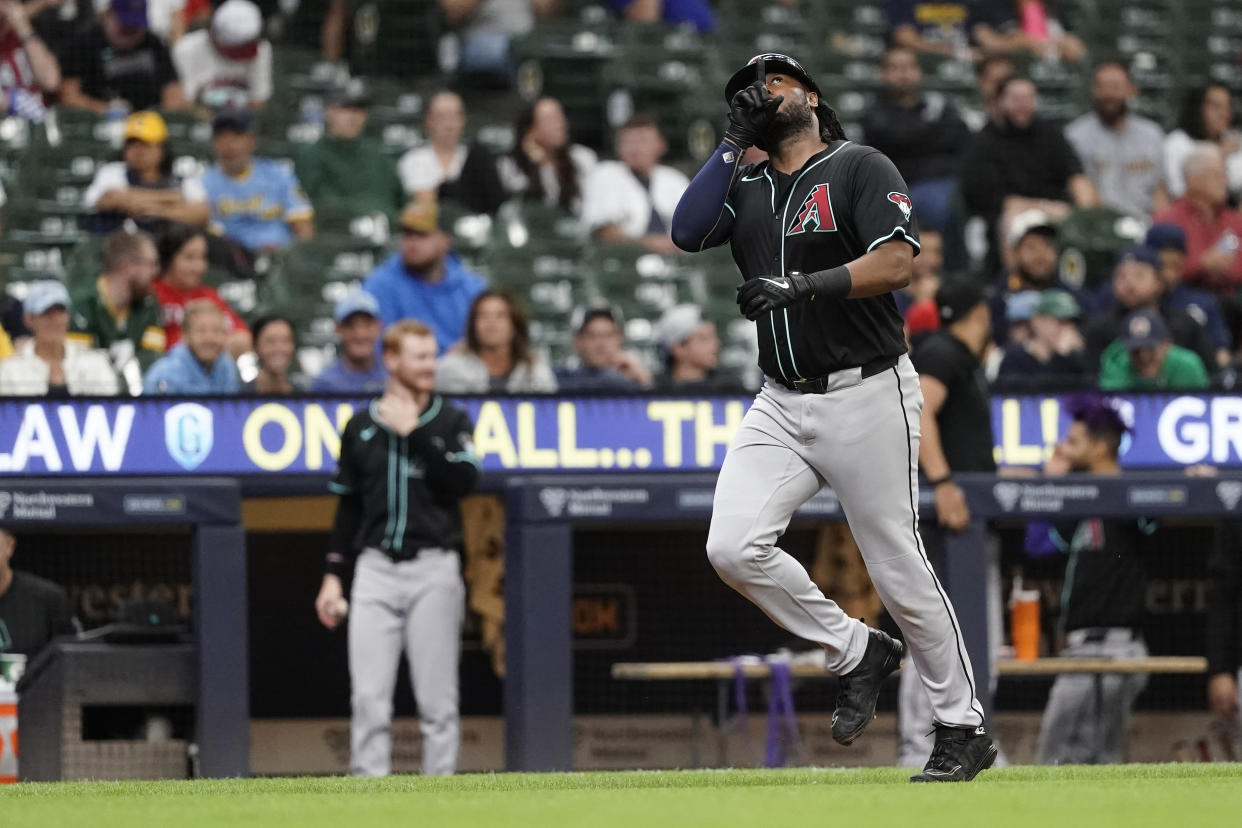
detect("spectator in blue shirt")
[201,109,315,253]
[555,305,652,391]
[311,290,387,394]
[362,200,487,353]
[143,299,240,394]
[603,0,715,32]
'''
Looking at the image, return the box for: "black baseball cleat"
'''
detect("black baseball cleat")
[909,724,998,782]
[830,628,904,746]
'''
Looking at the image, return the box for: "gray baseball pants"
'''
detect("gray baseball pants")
[348,548,465,776]
[1037,628,1148,765]
[707,355,986,729]
[898,530,1004,766]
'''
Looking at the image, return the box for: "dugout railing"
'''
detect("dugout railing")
[2,478,248,778]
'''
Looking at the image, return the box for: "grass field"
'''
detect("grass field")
[3,764,1241,828]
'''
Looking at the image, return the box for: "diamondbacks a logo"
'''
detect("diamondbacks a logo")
[888,192,913,221]
[787,183,837,234]
[1217,480,1242,510]
[539,487,569,518]
[993,482,1021,512]
[164,403,214,471]
[0,491,9,519]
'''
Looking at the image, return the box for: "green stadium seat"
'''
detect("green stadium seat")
[1056,206,1147,291]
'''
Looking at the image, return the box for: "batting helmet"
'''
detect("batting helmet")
[724,53,844,143]
[724,53,821,105]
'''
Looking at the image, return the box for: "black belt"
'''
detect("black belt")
[777,355,899,394]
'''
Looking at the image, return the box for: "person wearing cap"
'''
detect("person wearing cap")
[0,0,61,123]
[142,298,240,394]
[1099,308,1209,391]
[172,0,270,109]
[397,90,507,216]
[988,208,1086,346]
[67,228,165,394]
[1083,245,1216,376]
[995,289,1087,387]
[202,108,315,253]
[581,115,688,255]
[1146,222,1230,365]
[435,289,556,394]
[861,46,970,264]
[914,280,996,531]
[652,304,740,392]
[1004,290,1041,344]
[59,0,186,113]
[498,96,597,216]
[1064,60,1168,220]
[311,290,387,394]
[1151,143,1242,299]
[960,75,1098,273]
[674,51,996,780]
[83,110,209,236]
[901,278,1003,769]
[361,200,487,354]
[0,280,120,396]
[555,305,652,391]
[295,77,405,218]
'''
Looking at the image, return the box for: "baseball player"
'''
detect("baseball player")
[316,319,481,776]
[670,54,994,782]
[1028,395,1153,764]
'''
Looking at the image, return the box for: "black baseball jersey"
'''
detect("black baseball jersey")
[327,395,480,574]
[722,140,920,380]
[1047,517,1157,632]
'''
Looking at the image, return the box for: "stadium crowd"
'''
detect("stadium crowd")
[0,0,1240,399]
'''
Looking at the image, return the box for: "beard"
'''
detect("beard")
[1016,261,1055,288]
[757,96,816,151]
[1095,98,1127,125]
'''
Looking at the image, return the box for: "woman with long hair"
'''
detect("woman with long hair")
[242,314,306,394]
[498,97,596,215]
[435,289,556,393]
[1165,83,1242,200]
[152,223,252,358]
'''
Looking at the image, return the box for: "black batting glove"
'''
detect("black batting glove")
[724,82,783,150]
[736,272,814,320]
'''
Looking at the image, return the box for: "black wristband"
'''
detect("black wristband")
[927,474,953,487]
[798,265,852,300]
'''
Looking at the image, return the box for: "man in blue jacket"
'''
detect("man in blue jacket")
[362,201,487,353]
[143,300,240,394]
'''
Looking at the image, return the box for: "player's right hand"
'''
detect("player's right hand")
[934,481,971,532]
[315,574,346,630]
[724,82,783,149]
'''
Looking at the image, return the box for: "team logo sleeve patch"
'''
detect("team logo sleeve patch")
[887,192,913,221]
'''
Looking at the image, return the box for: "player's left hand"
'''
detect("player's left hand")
[736,272,813,320]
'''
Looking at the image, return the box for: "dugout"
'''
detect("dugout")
[5,479,247,780]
